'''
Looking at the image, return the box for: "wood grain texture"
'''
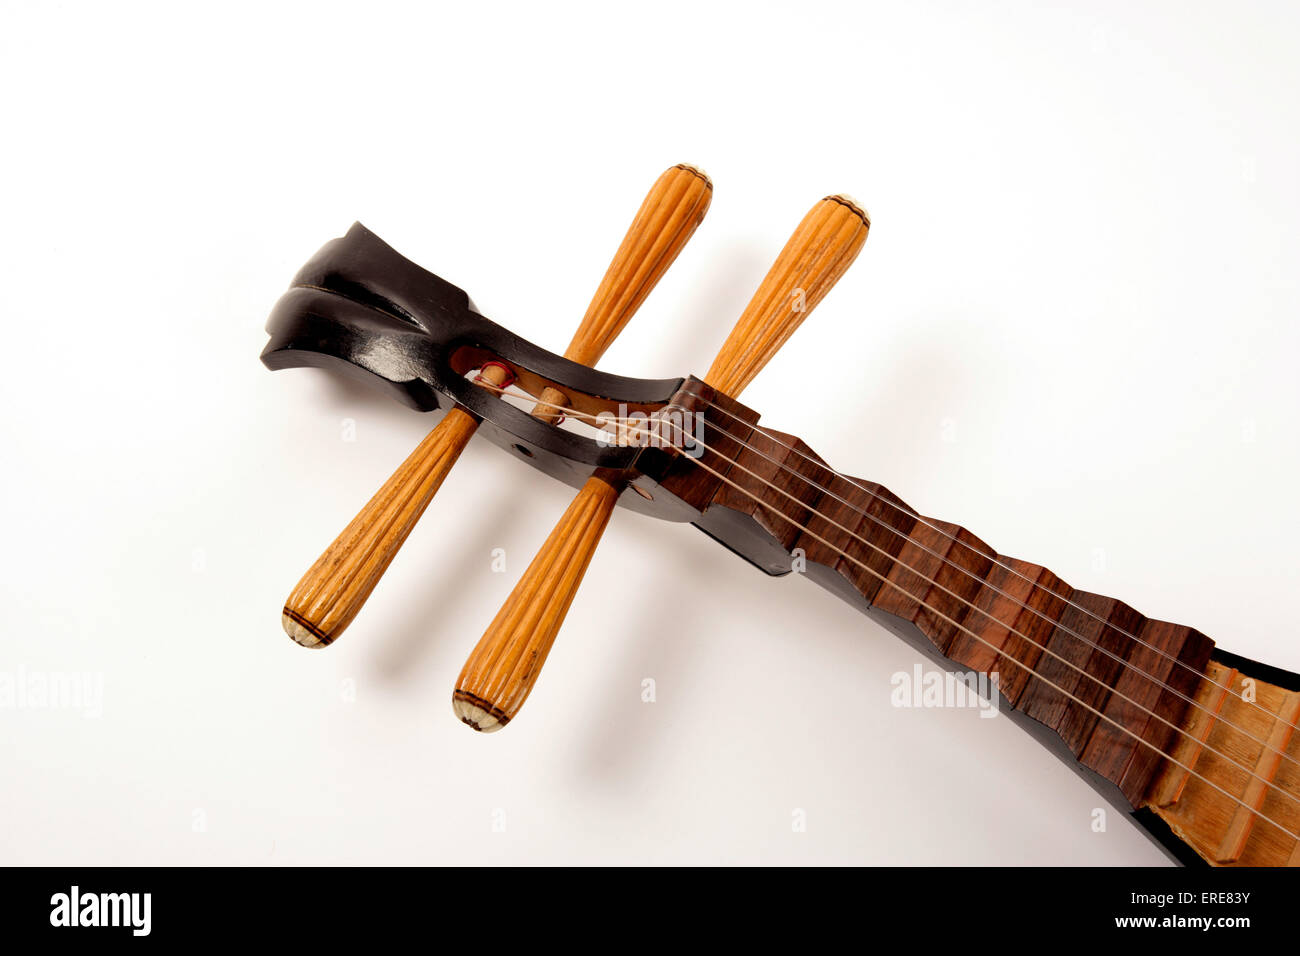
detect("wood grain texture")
[282,387,495,648]
[564,163,712,367]
[690,419,1248,817]
[1149,661,1300,865]
[704,195,869,396]
[647,378,1300,864]
[282,165,711,646]
[453,194,871,731]
[684,401,1300,863]
[533,163,712,425]
[643,379,1300,864]
[453,475,619,731]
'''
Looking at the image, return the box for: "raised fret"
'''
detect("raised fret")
[1113,623,1214,804]
[1148,662,1300,865]
[694,446,1217,819]
[1018,592,1127,734]
[1216,691,1300,860]
[687,407,1300,864]
[1149,663,1237,806]
[1058,599,1146,757]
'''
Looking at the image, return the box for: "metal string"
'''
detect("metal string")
[483,376,1297,766]
[659,389,1300,777]
[695,390,1300,746]
[472,379,1300,844]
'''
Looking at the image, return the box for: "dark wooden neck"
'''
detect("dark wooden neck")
[672,395,1300,866]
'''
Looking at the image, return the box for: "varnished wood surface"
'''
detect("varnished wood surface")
[704,195,869,396]
[533,163,712,425]
[281,165,711,646]
[694,424,1211,802]
[563,163,712,367]
[454,195,870,731]
[653,394,1300,864]
[454,475,619,731]
[676,400,1300,864]
[282,373,499,648]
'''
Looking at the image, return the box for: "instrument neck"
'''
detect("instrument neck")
[663,391,1300,865]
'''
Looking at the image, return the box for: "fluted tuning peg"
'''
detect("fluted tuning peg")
[281,164,713,649]
[454,194,871,730]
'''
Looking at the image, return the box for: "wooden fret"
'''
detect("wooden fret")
[1148,665,1236,807]
[1060,600,1146,759]
[1216,691,1300,859]
[1112,622,1214,804]
[682,411,1300,864]
[956,559,1070,706]
[1018,593,1119,740]
[651,392,1300,864]
[833,481,920,607]
[1148,662,1300,865]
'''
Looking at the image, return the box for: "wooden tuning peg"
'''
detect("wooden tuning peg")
[281,164,713,648]
[454,194,870,730]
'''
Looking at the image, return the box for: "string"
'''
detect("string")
[630,411,1300,845]
[634,407,1300,820]
[470,377,1300,844]
[484,375,1296,775]
[673,389,1300,777]
[696,389,1300,746]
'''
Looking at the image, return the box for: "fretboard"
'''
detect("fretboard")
[652,381,1300,866]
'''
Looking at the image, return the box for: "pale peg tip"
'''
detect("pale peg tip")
[453,690,510,733]
[282,608,330,649]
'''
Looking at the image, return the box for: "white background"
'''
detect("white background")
[2,1,1298,865]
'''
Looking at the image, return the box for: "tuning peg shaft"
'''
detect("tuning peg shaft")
[703,195,869,396]
[282,164,713,648]
[283,372,497,649]
[533,163,712,424]
[453,475,618,729]
[454,195,870,729]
